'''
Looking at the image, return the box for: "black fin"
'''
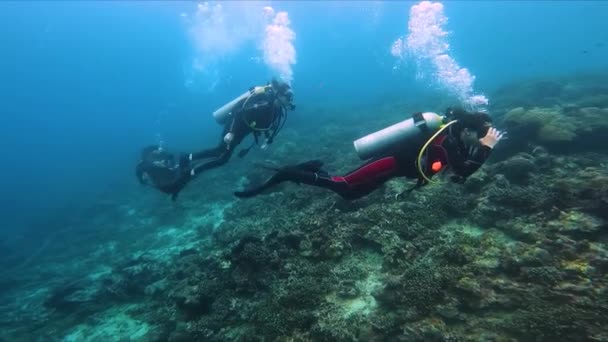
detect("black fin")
[255,159,324,173]
[290,159,324,172]
[234,173,280,198]
[258,164,281,172]
[234,189,258,198]
[235,163,295,199]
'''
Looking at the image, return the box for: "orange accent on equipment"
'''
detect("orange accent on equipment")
[431,161,442,172]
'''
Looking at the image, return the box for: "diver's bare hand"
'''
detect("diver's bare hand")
[479,127,504,149]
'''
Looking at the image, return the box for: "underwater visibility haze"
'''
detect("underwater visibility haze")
[1,1,608,340]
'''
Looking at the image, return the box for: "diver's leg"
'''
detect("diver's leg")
[165,139,230,200]
[189,148,234,177]
[235,157,398,200]
[183,123,232,163]
[176,144,224,184]
[186,123,248,162]
[177,138,225,176]
[164,149,234,201]
[190,147,223,160]
[234,168,357,199]
[189,134,228,161]
[188,128,249,177]
[329,157,399,199]
[284,157,399,199]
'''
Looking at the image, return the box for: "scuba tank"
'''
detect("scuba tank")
[353,112,444,160]
[212,90,252,124]
[212,85,273,124]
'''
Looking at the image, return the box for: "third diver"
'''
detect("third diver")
[136,78,295,200]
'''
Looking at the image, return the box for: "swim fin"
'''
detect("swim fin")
[235,160,325,198]
[291,159,324,172]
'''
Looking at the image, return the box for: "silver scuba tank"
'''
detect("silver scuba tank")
[212,90,252,124]
[353,112,444,160]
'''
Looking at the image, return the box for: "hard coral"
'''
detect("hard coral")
[503,106,577,143]
[501,104,608,153]
[519,266,563,285]
[489,153,537,184]
[553,166,608,218]
[502,301,593,340]
[485,174,554,212]
[375,260,458,315]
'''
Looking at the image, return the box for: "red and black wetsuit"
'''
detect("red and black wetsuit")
[235,131,492,200]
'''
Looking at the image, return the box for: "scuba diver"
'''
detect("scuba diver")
[234,108,504,200]
[135,145,187,197]
[136,79,295,200]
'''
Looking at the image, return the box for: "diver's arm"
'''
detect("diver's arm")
[225,89,272,147]
[451,145,492,180]
[448,127,503,181]
[442,136,491,181]
[223,111,239,148]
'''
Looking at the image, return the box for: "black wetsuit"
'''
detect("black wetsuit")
[188,89,285,176]
[135,90,286,200]
[235,130,492,200]
[135,147,187,197]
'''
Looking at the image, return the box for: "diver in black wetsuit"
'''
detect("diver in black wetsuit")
[234,109,504,200]
[135,146,184,196]
[135,79,295,200]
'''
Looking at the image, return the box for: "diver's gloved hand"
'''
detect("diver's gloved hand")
[479,127,505,149]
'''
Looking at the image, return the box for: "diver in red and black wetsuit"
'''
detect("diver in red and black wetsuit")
[234,108,504,200]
